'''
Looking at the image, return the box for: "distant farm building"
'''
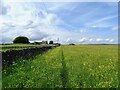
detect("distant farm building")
[69,43,75,45]
[53,43,61,46]
[33,41,48,44]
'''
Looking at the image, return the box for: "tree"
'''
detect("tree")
[13,36,29,44]
[49,41,53,44]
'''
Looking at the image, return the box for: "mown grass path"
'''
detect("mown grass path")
[60,46,69,88]
[2,45,118,88]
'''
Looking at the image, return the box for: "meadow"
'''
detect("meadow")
[2,45,118,88]
[0,44,48,52]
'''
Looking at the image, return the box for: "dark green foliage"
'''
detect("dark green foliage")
[49,41,53,44]
[69,43,75,45]
[13,36,29,44]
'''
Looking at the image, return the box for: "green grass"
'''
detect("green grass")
[2,45,118,88]
[0,47,28,52]
[62,45,118,88]
[2,47,62,88]
[0,44,46,47]
[0,44,48,52]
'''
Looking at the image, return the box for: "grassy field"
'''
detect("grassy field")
[0,44,45,47]
[0,47,28,52]
[0,44,48,52]
[2,45,118,88]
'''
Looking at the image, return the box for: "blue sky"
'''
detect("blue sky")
[0,0,118,44]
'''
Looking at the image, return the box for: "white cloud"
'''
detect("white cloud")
[79,38,87,43]
[89,38,93,42]
[48,3,67,11]
[96,38,103,42]
[0,1,118,44]
[86,15,117,28]
[66,38,71,43]
[44,13,64,26]
[112,26,120,30]
[0,2,66,43]
[105,38,114,42]
[1,2,89,44]
[105,38,110,41]
[109,39,114,42]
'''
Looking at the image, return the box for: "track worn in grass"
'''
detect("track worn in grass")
[60,46,69,88]
[2,45,118,88]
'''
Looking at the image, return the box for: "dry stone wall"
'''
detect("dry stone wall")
[1,45,56,67]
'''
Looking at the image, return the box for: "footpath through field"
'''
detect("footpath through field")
[2,45,118,88]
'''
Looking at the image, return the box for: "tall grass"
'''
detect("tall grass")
[63,45,118,88]
[0,44,49,52]
[2,45,118,88]
[3,47,62,88]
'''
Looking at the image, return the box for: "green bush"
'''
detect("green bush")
[13,36,29,44]
[49,41,53,44]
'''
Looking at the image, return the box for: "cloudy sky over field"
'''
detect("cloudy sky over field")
[0,0,118,44]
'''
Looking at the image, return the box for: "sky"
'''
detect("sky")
[0,0,119,44]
